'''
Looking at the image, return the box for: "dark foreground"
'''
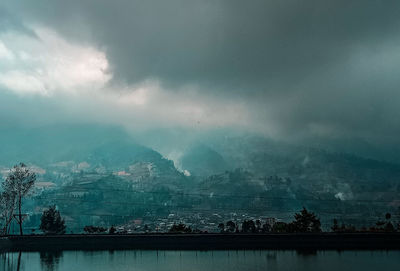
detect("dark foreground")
[1,233,400,252]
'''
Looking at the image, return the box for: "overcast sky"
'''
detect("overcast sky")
[1,1,400,149]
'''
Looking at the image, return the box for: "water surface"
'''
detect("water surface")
[2,250,399,271]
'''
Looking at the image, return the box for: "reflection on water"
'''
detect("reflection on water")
[296,249,317,256]
[1,251,21,271]
[40,251,63,271]
[1,250,399,271]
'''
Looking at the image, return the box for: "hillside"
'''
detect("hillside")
[1,125,399,231]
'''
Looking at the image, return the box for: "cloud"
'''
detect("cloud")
[0,7,36,36]
[0,41,14,60]
[0,27,111,96]
[1,0,400,159]
[7,0,400,90]
[0,24,250,131]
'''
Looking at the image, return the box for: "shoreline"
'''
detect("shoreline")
[1,233,400,252]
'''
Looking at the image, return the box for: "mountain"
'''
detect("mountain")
[180,144,229,176]
[0,123,189,194]
[131,132,399,226]
[0,124,191,232]
[1,125,399,231]
[0,124,164,168]
[134,129,400,211]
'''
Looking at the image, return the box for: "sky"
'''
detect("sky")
[1,1,400,154]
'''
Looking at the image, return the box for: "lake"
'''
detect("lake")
[1,250,400,271]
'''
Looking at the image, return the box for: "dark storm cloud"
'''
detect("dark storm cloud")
[6,0,400,89]
[2,0,400,148]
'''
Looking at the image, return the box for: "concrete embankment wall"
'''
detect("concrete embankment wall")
[1,233,400,252]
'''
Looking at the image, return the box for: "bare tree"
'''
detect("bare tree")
[3,163,36,235]
[0,190,17,235]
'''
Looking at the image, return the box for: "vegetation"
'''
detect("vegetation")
[226,220,237,232]
[0,190,16,234]
[169,223,192,233]
[241,220,256,233]
[109,226,116,234]
[1,163,36,235]
[39,205,66,235]
[332,213,398,233]
[215,208,400,234]
[216,208,322,233]
[290,208,321,232]
[0,162,398,236]
[83,225,108,234]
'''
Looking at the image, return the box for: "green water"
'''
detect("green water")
[1,250,399,271]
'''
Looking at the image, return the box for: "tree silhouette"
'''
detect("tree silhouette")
[169,223,192,233]
[109,226,116,234]
[385,222,395,232]
[218,223,225,233]
[3,163,35,235]
[384,213,395,232]
[83,225,107,234]
[272,222,288,233]
[331,218,339,232]
[241,220,256,233]
[0,190,16,234]
[262,222,271,233]
[40,205,66,235]
[290,208,321,232]
[255,220,262,232]
[226,221,236,232]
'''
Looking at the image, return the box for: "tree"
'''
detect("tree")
[169,223,192,233]
[255,220,262,232]
[272,222,288,233]
[290,208,321,232]
[226,221,236,233]
[218,223,225,233]
[3,163,36,235]
[241,220,256,233]
[40,205,66,235]
[0,190,17,234]
[262,222,271,233]
[331,218,339,232]
[83,225,107,234]
[109,226,116,234]
[384,213,395,232]
[385,222,395,232]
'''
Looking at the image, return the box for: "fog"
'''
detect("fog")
[1,1,400,161]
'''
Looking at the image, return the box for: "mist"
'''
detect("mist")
[1,0,400,162]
